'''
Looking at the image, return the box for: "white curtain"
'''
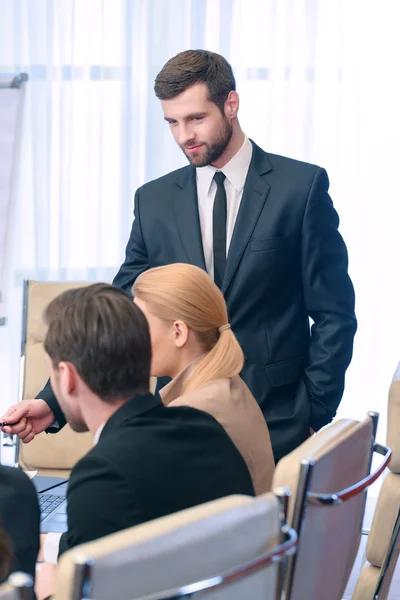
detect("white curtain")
[1,0,400,443]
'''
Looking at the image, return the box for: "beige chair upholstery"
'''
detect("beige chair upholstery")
[352,366,400,600]
[273,414,386,600]
[17,281,93,477]
[54,492,295,600]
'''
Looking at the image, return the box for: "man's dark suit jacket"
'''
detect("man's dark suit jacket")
[0,465,40,580]
[58,394,254,557]
[40,141,356,461]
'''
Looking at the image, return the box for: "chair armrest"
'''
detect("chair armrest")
[308,442,392,506]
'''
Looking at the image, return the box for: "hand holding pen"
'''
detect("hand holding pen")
[1,400,55,443]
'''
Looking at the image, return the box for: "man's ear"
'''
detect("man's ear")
[58,361,79,395]
[224,90,239,121]
[173,320,189,349]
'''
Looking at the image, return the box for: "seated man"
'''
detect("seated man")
[0,464,40,581]
[32,283,254,596]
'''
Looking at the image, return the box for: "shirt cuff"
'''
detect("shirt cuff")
[43,532,62,564]
[46,420,60,434]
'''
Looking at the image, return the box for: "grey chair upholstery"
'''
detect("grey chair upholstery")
[273,412,391,600]
[53,492,296,600]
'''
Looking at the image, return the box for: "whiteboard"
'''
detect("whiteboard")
[0,73,28,325]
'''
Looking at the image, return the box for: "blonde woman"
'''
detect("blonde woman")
[134,263,274,495]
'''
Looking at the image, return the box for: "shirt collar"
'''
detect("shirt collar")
[94,423,105,445]
[196,135,253,196]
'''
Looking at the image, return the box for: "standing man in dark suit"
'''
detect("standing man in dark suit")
[113,49,357,460]
[2,50,356,462]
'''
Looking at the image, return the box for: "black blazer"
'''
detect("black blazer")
[41,141,356,460]
[58,395,254,557]
[0,465,40,581]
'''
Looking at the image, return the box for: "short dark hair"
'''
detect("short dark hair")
[154,50,236,112]
[44,283,151,401]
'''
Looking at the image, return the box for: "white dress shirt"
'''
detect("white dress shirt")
[196,135,253,278]
[43,423,105,564]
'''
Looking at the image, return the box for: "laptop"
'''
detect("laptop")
[32,475,68,533]
[1,433,69,533]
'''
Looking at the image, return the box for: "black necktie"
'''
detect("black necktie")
[213,171,227,289]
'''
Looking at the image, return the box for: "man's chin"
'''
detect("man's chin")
[185,153,210,168]
[182,147,209,168]
[69,421,89,433]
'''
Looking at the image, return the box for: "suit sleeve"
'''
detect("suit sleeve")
[36,379,67,431]
[301,168,357,431]
[58,454,142,558]
[112,188,150,294]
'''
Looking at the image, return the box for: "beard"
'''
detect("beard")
[54,387,89,433]
[66,415,89,433]
[180,117,233,167]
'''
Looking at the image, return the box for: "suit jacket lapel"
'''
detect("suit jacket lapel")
[172,166,206,271]
[222,143,272,294]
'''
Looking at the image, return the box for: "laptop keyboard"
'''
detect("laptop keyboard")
[38,494,65,522]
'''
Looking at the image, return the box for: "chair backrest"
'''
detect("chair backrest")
[273,413,390,600]
[17,280,93,473]
[0,572,34,600]
[55,492,296,600]
[352,366,400,600]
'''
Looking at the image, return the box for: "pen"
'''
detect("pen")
[0,421,9,427]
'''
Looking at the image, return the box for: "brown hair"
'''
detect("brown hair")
[133,264,244,394]
[154,50,236,112]
[0,526,12,581]
[44,283,151,401]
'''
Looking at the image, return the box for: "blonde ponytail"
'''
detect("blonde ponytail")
[183,325,243,393]
[133,264,244,393]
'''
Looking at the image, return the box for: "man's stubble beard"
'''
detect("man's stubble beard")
[68,418,89,433]
[56,392,89,433]
[180,117,233,168]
